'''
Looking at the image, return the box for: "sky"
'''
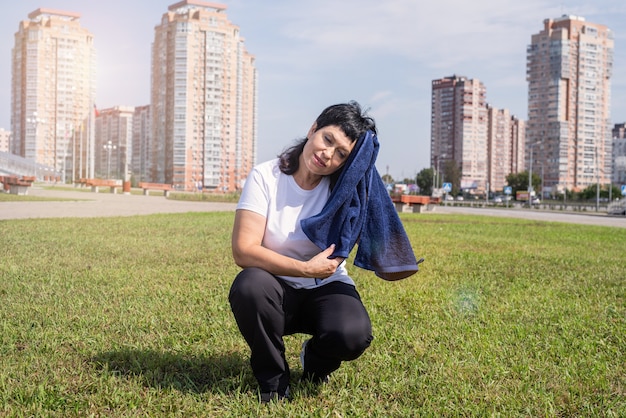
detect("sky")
[1,0,625,181]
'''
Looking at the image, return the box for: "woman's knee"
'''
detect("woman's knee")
[323,323,373,361]
[229,267,280,306]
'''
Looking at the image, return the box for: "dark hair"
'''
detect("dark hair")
[278,101,377,188]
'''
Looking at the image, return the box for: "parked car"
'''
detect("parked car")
[456,196,464,201]
[531,197,541,205]
[444,195,454,201]
[493,196,503,203]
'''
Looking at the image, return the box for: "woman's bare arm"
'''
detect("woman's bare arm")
[231,209,342,278]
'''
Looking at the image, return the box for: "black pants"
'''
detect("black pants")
[228,267,373,393]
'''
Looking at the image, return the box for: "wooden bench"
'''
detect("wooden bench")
[389,194,440,213]
[138,182,173,197]
[0,175,36,195]
[84,178,123,194]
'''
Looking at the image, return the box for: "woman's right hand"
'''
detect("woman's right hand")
[233,209,344,279]
[304,244,345,279]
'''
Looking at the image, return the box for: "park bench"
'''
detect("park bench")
[0,175,36,195]
[83,178,123,193]
[390,194,439,213]
[138,182,173,197]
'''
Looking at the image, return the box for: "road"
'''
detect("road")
[0,186,236,220]
[1,186,625,228]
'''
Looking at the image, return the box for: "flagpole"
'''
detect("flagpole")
[89,103,95,178]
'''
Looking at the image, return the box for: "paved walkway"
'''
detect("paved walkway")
[1,186,625,228]
[0,186,237,220]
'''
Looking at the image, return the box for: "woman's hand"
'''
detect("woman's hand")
[304,244,345,279]
[232,209,344,279]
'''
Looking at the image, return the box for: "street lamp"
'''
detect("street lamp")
[528,142,537,205]
[595,145,600,212]
[103,140,117,179]
[433,154,446,196]
[62,124,73,184]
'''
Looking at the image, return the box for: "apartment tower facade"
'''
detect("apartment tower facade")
[131,105,151,184]
[95,106,135,179]
[11,8,97,182]
[526,15,613,193]
[151,0,257,192]
[510,118,526,177]
[612,123,626,184]
[431,75,488,194]
[486,106,512,193]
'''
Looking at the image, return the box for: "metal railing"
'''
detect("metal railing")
[607,199,626,215]
[0,151,58,181]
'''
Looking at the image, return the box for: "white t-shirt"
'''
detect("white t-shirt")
[236,158,354,289]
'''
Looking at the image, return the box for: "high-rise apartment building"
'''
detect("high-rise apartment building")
[431,75,488,194]
[151,0,257,192]
[510,118,526,177]
[11,8,97,182]
[486,109,525,193]
[486,106,512,193]
[526,15,613,194]
[95,106,135,179]
[132,105,151,184]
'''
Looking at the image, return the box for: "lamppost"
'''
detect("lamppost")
[432,159,437,194]
[62,124,73,184]
[433,154,446,196]
[103,140,116,179]
[595,145,600,212]
[528,142,537,205]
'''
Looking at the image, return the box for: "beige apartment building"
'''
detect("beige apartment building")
[487,106,522,193]
[11,8,97,182]
[131,105,151,184]
[150,0,257,192]
[510,118,526,177]
[431,75,489,194]
[95,106,135,179]
[431,76,524,196]
[527,15,614,194]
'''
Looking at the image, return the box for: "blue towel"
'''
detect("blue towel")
[301,130,423,281]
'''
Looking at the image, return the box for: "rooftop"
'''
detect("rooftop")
[28,8,81,21]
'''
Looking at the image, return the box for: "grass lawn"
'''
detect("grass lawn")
[1,212,624,417]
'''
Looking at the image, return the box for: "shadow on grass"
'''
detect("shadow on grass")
[92,348,255,395]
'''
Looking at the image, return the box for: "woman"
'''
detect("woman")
[229,101,376,403]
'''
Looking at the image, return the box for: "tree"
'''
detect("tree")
[579,184,620,201]
[505,171,540,198]
[443,160,461,196]
[381,173,394,185]
[609,184,622,200]
[579,184,597,200]
[415,168,434,196]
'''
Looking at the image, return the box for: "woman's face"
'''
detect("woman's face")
[301,123,355,177]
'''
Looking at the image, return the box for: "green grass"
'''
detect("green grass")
[1,212,624,417]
